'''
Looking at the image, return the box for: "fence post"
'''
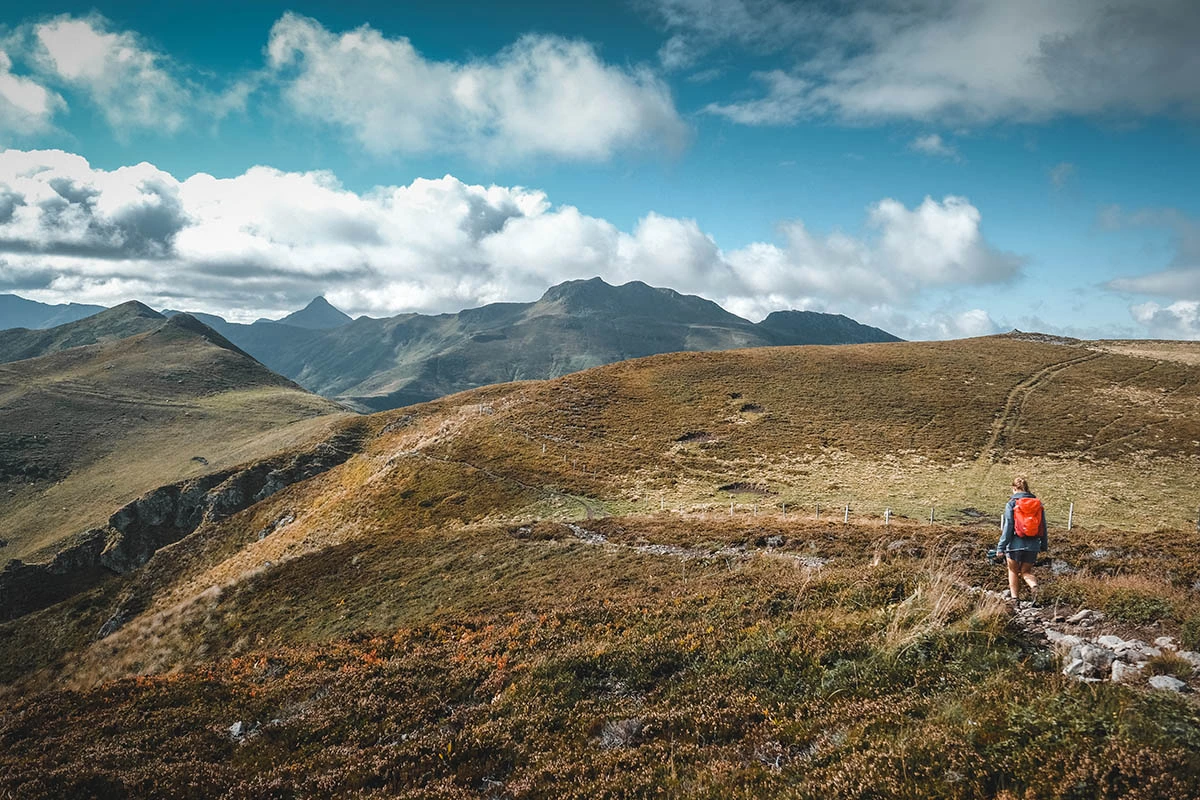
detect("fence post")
[1067,502,1074,531]
[730,502,734,517]
[930,506,935,524]
[885,508,891,526]
[844,504,849,524]
[815,503,820,520]
[753,503,758,518]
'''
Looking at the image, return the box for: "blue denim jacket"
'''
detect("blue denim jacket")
[998,491,1049,554]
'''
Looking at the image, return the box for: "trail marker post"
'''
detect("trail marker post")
[1067,502,1074,531]
[730,502,734,516]
[844,504,849,524]
[815,503,820,520]
[930,507,935,524]
[885,508,891,526]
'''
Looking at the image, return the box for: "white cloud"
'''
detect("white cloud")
[1130,301,1200,339]
[0,49,64,137]
[655,0,1200,124]
[32,15,190,133]
[266,12,687,162]
[704,70,810,125]
[909,134,960,161]
[0,149,1019,337]
[1104,207,1200,298]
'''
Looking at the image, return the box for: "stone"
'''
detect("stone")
[229,721,247,739]
[1154,636,1178,651]
[1097,635,1124,649]
[1063,659,1098,681]
[1050,559,1075,575]
[1111,661,1143,684]
[1066,609,1095,624]
[1074,643,1115,670]
[1148,675,1187,692]
[765,535,784,548]
[1090,548,1111,559]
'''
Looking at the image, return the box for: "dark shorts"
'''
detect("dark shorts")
[1006,550,1038,565]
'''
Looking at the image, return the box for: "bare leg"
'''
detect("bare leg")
[1021,562,1039,591]
[1006,558,1022,600]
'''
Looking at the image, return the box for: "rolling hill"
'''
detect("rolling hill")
[0,305,352,613]
[4,333,1200,798]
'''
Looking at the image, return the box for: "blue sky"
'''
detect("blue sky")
[0,0,1198,339]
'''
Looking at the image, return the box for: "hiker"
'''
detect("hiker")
[997,475,1048,603]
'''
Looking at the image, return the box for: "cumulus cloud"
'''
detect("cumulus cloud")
[654,0,1200,124]
[1130,301,1200,339]
[0,149,1019,335]
[266,12,686,161]
[909,134,960,161]
[0,49,64,137]
[31,15,190,133]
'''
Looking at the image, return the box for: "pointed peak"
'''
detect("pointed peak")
[277,296,353,330]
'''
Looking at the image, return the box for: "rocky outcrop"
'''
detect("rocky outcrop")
[0,424,366,621]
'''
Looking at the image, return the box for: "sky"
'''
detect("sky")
[0,1,1198,340]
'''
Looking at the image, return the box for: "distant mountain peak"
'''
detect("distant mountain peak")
[276,296,353,330]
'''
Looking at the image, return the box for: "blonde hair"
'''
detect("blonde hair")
[1012,476,1031,494]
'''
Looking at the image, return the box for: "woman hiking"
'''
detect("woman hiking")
[998,475,1048,604]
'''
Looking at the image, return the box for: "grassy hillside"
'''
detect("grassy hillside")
[0,312,350,561]
[3,334,1200,798]
[0,301,165,364]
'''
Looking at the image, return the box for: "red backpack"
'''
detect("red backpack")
[1013,497,1044,537]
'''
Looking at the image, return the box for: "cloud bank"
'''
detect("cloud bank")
[0,149,1018,338]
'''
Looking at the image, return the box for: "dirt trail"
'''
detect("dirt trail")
[980,351,1103,463]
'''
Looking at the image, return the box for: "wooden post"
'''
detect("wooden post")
[782,502,786,516]
[885,508,891,526]
[753,503,758,517]
[930,506,935,524]
[844,504,849,524]
[815,503,820,520]
[660,496,665,512]
[1067,502,1074,531]
[1196,508,1200,532]
[730,502,734,516]
[542,443,546,454]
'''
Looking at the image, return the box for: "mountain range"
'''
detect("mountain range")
[1,278,901,411]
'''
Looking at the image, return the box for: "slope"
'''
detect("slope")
[0,300,165,363]
[0,312,351,564]
[5,334,1200,798]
